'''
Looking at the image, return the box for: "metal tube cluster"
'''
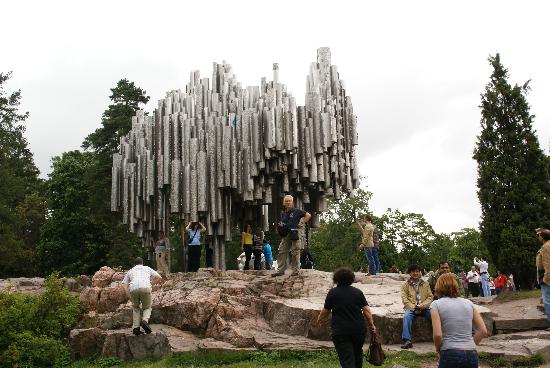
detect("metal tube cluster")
[111,48,360,269]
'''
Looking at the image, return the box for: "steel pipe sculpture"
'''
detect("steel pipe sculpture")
[111,47,359,270]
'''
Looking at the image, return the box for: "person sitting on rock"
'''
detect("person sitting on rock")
[401,264,433,349]
[428,261,464,298]
[122,257,163,336]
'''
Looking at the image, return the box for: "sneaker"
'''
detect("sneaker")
[271,271,285,277]
[401,340,413,349]
[544,327,550,332]
[132,327,143,336]
[140,320,152,334]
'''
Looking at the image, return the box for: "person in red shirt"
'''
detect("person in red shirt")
[493,271,507,294]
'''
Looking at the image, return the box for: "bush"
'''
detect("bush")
[0,332,70,368]
[0,273,80,367]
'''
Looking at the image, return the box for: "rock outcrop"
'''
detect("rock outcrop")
[69,267,496,360]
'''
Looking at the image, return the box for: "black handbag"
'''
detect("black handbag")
[367,332,385,366]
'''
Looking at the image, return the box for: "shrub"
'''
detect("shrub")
[0,273,80,367]
[0,332,70,368]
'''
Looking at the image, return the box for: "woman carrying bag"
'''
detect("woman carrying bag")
[316,267,378,368]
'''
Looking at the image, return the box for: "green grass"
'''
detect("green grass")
[70,350,547,368]
[479,353,545,367]
[69,350,436,368]
[494,289,541,303]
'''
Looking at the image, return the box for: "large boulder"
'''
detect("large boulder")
[92,266,116,287]
[69,327,170,360]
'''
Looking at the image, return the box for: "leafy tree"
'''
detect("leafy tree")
[377,209,436,271]
[448,228,491,273]
[312,189,372,271]
[39,80,150,275]
[37,151,109,275]
[82,79,150,268]
[473,54,550,288]
[0,72,43,277]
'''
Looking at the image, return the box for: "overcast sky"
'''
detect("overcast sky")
[2,0,549,233]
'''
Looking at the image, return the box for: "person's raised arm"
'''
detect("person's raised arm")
[185,222,191,231]
[473,257,480,267]
[198,222,206,232]
[431,308,443,353]
[473,308,488,344]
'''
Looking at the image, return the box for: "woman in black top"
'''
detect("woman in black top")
[316,267,377,368]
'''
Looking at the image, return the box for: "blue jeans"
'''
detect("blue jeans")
[364,247,377,274]
[439,349,478,368]
[541,284,550,324]
[372,247,381,274]
[480,273,490,297]
[402,308,431,342]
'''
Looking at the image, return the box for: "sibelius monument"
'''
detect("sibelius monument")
[111,47,360,270]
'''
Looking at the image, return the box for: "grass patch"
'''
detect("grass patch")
[494,289,541,303]
[479,353,545,367]
[69,350,438,368]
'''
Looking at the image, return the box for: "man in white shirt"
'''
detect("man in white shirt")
[474,257,490,297]
[466,266,480,297]
[122,257,162,335]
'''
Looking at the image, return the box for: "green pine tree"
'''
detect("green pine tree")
[0,72,44,277]
[38,80,150,275]
[473,54,550,288]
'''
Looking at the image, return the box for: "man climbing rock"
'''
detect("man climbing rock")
[122,257,163,335]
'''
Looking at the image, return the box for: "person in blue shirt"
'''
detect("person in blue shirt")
[185,221,206,272]
[263,239,273,270]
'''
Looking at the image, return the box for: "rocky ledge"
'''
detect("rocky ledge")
[70,267,496,360]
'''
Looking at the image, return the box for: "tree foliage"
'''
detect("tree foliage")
[0,273,79,367]
[0,72,44,277]
[473,54,550,288]
[37,80,150,275]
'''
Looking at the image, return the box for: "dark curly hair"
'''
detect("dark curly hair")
[333,267,355,286]
[406,264,421,274]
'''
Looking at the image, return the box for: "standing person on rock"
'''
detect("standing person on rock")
[272,194,311,277]
[431,273,488,368]
[354,214,376,275]
[252,227,264,270]
[466,266,480,297]
[154,231,170,277]
[401,264,434,349]
[122,257,163,336]
[241,224,254,271]
[536,229,550,329]
[493,271,507,294]
[262,239,273,270]
[474,256,490,297]
[316,267,377,368]
[186,221,206,272]
[372,224,382,273]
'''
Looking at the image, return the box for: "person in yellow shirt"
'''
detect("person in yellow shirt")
[241,224,254,270]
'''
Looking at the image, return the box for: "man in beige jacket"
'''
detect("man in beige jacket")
[400,264,434,349]
[355,214,376,275]
[536,229,550,330]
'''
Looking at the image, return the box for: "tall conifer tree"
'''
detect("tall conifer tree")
[474,54,550,288]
